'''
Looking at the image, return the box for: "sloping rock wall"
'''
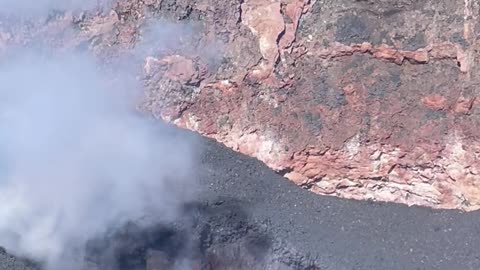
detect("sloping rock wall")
[1,0,480,210]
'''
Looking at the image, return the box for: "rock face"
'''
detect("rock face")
[2,0,480,210]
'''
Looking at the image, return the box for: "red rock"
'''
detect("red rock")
[285,171,308,185]
[9,0,480,211]
[422,95,446,110]
[279,0,307,50]
[279,23,297,50]
[455,48,470,73]
[404,49,429,63]
[453,97,475,114]
[373,45,404,64]
[241,1,284,68]
[82,10,119,39]
[159,55,198,84]
[359,42,373,52]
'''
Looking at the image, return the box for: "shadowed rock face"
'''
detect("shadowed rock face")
[1,0,480,210]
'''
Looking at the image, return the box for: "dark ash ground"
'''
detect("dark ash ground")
[2,130,480,270]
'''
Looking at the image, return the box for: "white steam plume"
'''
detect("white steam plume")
[0,29,197,270]
[0,0,104,16]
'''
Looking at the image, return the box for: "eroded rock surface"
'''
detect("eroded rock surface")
[1,0,480,210]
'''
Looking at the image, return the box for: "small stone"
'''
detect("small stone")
[160,55,198,84]
[314,181,336,194]
[144,56,160,74]
[285,171,308,185]
[412,49,429,63]
[359,42,372,52]
[420,168,434,181]
[369,150,382,161]
[373,45,404,64]
[456,48,469,73]
[453,97,475,114]
[422,94,446,110]
[446,164,465,181]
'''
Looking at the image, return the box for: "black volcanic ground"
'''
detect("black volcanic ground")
[2,130,480,270]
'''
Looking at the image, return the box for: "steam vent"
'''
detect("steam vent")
[2,0,480,270]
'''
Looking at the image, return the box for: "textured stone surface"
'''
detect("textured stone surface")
[1,0,480,210]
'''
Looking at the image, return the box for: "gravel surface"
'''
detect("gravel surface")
[2,131,480,270]
[197,134,480,270]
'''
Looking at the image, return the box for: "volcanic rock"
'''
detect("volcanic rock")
[2,0,480,211]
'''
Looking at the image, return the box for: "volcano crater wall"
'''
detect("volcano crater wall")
[2,0,480,210]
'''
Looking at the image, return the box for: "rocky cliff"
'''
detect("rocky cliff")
[2,0,480,210]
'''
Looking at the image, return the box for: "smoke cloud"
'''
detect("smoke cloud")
[0,1,199,270]
[0,0,103,16]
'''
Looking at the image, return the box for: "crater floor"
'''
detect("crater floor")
[2,131,480,270]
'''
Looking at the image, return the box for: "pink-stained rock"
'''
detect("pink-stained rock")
[422,95,447,110]
[453,97,475,114]
[241,0,284,76]
[3,0,480,211]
